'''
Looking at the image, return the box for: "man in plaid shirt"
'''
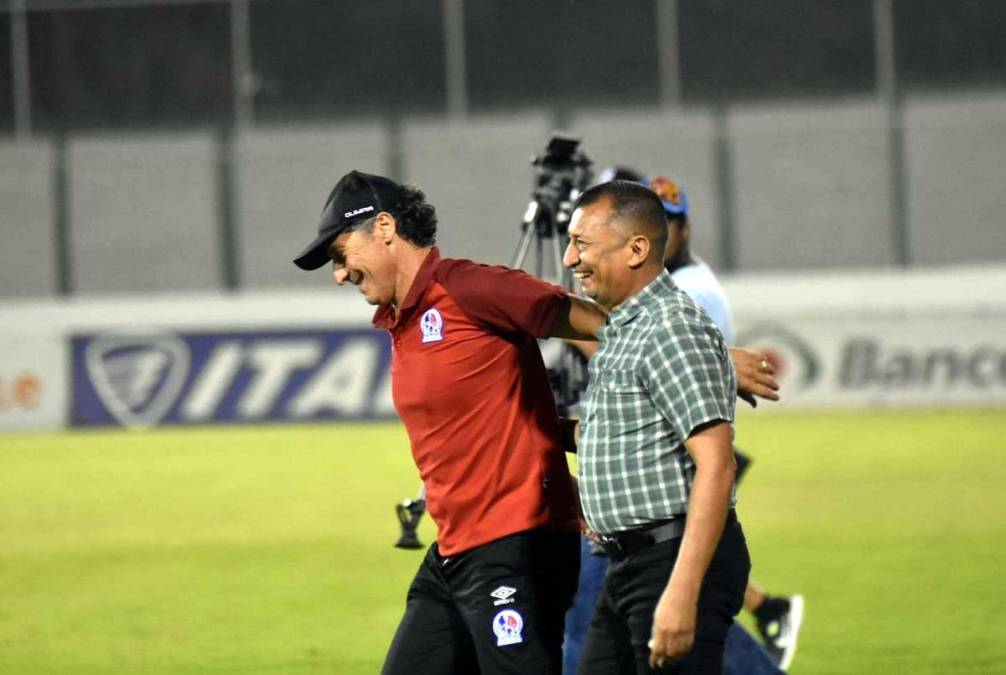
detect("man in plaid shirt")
[563,180,750,673]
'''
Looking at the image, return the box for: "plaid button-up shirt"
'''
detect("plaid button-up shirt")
[578,270,737,535]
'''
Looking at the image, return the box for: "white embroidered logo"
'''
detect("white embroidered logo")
[420,308,444,343]
[343,205,374,218]
[490,586,517,606]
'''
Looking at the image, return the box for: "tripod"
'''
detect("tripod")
[510,192,573,285]
[510,154,593,416]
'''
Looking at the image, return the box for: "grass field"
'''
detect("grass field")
[1,409,1005,674]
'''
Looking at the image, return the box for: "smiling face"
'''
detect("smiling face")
[563,198,635,310]
[327,217,398,306]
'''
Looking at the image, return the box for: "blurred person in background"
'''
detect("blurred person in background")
[562,167,802,674]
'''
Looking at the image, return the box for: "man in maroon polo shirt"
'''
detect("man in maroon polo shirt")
[294,170,606,674]
[294,171,779,674]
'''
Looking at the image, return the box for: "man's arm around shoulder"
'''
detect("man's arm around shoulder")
[550,295,606,341]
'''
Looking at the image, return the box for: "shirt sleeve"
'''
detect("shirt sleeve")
[641,316,736,441]
[436,258,570,337]
[683,290,734,346]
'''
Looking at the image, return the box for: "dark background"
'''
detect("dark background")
[3,0,1003,132]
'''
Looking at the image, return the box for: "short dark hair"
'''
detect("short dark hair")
[576,180,668,238]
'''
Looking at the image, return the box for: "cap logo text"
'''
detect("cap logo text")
[344,205,375,218]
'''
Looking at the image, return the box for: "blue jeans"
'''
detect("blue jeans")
[563,537,609,675]
[563,534,781,675]
[724,622,783,675]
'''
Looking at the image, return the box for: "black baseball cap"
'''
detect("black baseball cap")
[293,170,405,271]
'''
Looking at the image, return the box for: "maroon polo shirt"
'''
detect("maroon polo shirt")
[373,247,579,555]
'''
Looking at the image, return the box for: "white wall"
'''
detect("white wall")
[730,99,895,270]
[904,94,1006,265]
[402,113,552,267]
[236,123,389,288]
[3,93,1006,299]
[0,140,57,296]
[69,133,221,294]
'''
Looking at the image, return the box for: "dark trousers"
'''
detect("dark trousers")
[565,450,754,675]
[578,517,750,674]
[383,529,580,675]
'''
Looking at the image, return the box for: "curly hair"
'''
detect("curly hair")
[388,184,437,247]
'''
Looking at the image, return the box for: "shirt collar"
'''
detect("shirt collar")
[372,246,441,329]
[607,270,676,328]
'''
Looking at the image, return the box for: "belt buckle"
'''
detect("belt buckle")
[600,535,625,560]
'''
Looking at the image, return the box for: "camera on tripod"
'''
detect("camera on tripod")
[512,133,594,418]
[522,134,594,241]
[513,134,594,287]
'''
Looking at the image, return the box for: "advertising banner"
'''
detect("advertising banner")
[59,311,1006,428]
[736,314,1006,408]
[3,267,1004,432]
[70,328,394,428]
[0,335,67,430]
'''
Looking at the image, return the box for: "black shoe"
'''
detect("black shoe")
[754,594,804,671]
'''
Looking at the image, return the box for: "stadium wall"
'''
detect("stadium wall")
[1,265,1004,432]
[2,93,1006,298]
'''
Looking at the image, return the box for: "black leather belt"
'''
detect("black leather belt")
[599,510,736,561]
[599,518,685,561]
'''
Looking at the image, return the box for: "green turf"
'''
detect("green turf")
[1,410,1004,674]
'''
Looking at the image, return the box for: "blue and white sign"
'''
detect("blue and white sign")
[71,328,394,428]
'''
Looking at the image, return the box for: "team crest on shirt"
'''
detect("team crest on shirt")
[492,609,524,646]
[420,308,444,343]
